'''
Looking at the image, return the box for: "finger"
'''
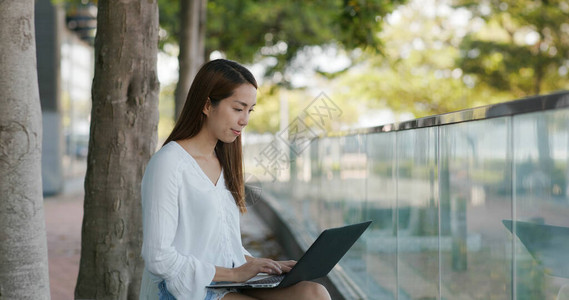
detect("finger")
[281,265,292,272]
[273,262,283,274]
[256,260,279,275]
[279,260,296,268]
[264,266,281,275]
[269,262,282,274]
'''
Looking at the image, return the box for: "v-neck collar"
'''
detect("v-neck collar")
[172,141,223,188]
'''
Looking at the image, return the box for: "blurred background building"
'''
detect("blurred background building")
[35,0,95,195]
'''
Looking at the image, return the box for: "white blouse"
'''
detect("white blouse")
[140,141,251,300]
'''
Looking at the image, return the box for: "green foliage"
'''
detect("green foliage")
[52,0,97,5]
[67,0,569,130]
[453,0,569,97]
[337,0,401,51]
[53,0,98,10]
[158,0,406,79]
[244,84,283,134]
[328,2,511,118]
[157,0,179,48]
[324,0,568,119]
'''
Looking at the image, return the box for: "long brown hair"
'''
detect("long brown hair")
[164,59,257,213]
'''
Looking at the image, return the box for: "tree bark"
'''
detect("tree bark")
[0,0,51,299]
[74,0,159,299]
[174,0,207,119]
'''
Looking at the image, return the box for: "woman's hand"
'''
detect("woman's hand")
[231,257,284,282]
[275,260,296,273]
[215,257,299,283]
[243,256,296,273]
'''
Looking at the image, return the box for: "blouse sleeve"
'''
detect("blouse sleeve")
[242,245,252,258]
[141,151,216,299]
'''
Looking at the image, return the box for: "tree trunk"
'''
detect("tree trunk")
[0,1,51,298]
[174,0,207,119]
[74,0,159,299]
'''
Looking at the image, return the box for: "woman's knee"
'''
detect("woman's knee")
[297,281,331,300]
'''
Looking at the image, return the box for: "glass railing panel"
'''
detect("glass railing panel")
[290,138,315,230]
[243,92,569,300]
[318,136,344,230]
[338,134,368,224]
[266,139,294,204]
[334,134,373,295]
[439,118,513,300]
[396,127,440,300]
[358,131,398,299]
[513,108,569,299]
[289,140,304,223]
[295,139,322,237]
[243,138,278,207]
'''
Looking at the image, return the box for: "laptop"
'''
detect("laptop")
[207,220,372,289]
[502,219,569,278]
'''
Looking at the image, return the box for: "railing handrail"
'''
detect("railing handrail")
[325,90,569,137]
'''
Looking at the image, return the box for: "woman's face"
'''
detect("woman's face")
[203,83,257,143]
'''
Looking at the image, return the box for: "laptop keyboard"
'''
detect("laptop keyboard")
[248,274,285,284]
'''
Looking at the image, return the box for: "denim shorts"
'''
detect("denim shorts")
[158,280,237,300]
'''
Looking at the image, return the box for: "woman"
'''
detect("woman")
[140,59,331,300]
